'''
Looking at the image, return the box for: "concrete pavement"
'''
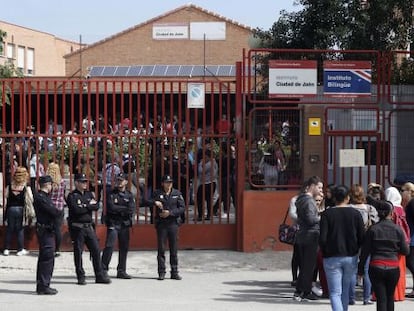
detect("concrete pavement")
[0,250,413,311]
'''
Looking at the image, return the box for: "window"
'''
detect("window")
[0,42,4,56]
[17,46,24,71]
[27,48,34,75]
[6,43,15,59]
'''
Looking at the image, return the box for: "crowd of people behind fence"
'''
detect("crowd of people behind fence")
[0,112,237,226]
[288,177,414,311]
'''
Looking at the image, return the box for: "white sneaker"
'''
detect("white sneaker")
[16,249,29,256]
[3,249,9,256]
[311,285,323,297]
[221,213,228,218]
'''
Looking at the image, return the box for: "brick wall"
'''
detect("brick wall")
[65,6,252,77]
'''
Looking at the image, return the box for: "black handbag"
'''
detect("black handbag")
[278,206,299,245]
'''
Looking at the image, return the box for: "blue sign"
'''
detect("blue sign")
[323,61,371,97]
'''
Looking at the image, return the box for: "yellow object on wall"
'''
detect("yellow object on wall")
[309,118,321,136]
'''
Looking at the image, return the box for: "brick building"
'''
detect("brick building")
[0,20,83,76]
[64,4,253,79]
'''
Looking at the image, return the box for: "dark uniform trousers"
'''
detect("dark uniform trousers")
[36,227,55,291]
[101,225,130,273]
[157,219,179,275]
[71,225,105,280]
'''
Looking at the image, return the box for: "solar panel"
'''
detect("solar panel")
[127,66,142,76]
[153,65,167,76]
[89,66,104,77]
[140,65,155,76]
[192,65,205,76]
[88,65,242,77]
[217,65,232,76]
[178,66,193,76]
[165,65,180,76]
[102,66,116,76]
[205,65,219,76]
[115,66,129,76]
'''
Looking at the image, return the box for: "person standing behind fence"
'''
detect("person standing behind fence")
[34,175,62,295]
[385,186,410,302]
[3,166,35,256]
[319,185,365,311]
[46,162,66,257]
[196,149,218,221]
[293,176,324,302]
[101,173,135,279]
[358,200,409,311]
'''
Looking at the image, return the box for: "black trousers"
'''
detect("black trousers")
[36,229,55,291]
[101,225,130,273]
[70,226,105,280]
[369,266,400,311]
[296,232,319,294]
[406,246,414,291]
[156,221,179,275]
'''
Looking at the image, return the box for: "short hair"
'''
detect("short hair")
[303,176,322,188]
[332,185,350,204]
[376,200,393,220]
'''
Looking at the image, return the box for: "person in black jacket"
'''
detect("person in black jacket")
[293,176,324,301]
[101,173,135,279]
[152,174,185,281]
[319,185,365,310]
[66,173,111,285]
[34,175,62,295]
[358,200,409,311]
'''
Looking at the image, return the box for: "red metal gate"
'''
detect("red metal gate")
[0,75,243,250]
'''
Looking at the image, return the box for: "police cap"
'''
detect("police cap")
[161,175,173,183]
[39,175,53,185]
[74,173,88,182]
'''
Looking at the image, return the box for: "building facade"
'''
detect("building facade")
[0,20,83,76]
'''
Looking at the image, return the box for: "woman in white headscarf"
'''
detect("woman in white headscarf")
[385,187,410,301]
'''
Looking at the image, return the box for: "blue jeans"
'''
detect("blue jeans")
[323,256,358,311]
[350,255,372,302]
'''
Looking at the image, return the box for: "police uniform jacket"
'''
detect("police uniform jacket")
[105,188,135,227]
[152,188,185,226]
[34,190,61,227]
[66,189,98,223]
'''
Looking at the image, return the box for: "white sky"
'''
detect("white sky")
[1,0,300,43]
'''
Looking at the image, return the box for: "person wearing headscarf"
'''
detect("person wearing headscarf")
[385,187,410,301]
[358,200,409,311]
[3,166,35,256]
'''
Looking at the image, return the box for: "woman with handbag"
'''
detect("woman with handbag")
[3,166,35,256]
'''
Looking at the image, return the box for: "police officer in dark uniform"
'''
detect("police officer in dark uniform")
[101,172,135,279]
[152,174,185,280]
[66,173,111,285]
[34,175,62,295]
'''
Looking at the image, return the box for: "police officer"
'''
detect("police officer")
[152,174,185,280]
[101,172,135,279]
[66,173,111,285]
[34,175,62,295]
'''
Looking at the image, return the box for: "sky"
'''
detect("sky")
[1,0,300,43]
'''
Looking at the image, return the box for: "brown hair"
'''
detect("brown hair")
[350,184,366,204]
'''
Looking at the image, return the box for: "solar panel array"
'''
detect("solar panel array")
[88,64,252,77]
